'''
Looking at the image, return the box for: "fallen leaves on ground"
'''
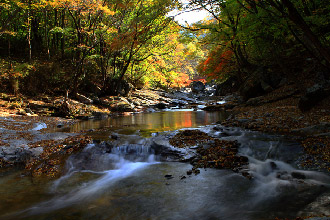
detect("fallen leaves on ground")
[169,130,212,148]
[170,130,249,177]
[301,136,330,172]
[25,135,92,178]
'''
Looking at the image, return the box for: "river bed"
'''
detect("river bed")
[0,110,330,220]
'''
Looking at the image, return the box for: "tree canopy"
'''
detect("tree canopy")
[187,0,330,83]
[1,0,329,95]
[0,0,202,95]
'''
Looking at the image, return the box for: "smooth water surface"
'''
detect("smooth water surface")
[62,110,229,137]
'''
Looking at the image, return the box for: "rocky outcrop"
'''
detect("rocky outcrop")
[0,117,79,169]
[292,122,330,136]
[0,146,34,165]
[215,76,240,96]
[239,67,282,101]
[190,81,205,93]
[167,129,250,177]
[154,102,167,109]
[298,83,330,111]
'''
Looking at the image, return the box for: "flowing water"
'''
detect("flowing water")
[0,110,330,220]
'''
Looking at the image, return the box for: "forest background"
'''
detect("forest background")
[0,0,329,99]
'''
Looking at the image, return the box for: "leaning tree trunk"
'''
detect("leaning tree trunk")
[281,0,330,69]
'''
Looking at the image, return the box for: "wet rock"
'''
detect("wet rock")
[154,102,167,109]
[111,97,135,112]
[237,118,250,124]
[241,171,253,180]
[190,157,200,165]
[239,67,282,100]
[202,105,224,111]
[192,168,200,175]
[164,174,174,179]
[190,81,205,93]
[150,135,186,161]
[92,111,108,119]
[75,115,91,120]
[0,146,32,165]
[246,96,264,106]
[306,217,330,220]
[291,171,306,179]
[276,171,291,180]
[298,83,330,111]
[270,161,278,170]
[189,145,199,149]
[240,78,264,101]
[215,76,239,96]
[292,122,330,135]
[111,134,118,140]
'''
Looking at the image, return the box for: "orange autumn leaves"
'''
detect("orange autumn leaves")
[198,48,234,81]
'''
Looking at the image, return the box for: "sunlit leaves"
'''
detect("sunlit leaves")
[197,47,234,82]
[0,0,195,91]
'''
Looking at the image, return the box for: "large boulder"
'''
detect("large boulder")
[215,76,240,96]
[239,67,282,101]
[190,81,205,93]
[239,77,265,101]
[298,83,330,111]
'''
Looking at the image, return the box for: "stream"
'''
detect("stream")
[0,109,330,220]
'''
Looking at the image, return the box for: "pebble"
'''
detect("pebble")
[164,174,174,179]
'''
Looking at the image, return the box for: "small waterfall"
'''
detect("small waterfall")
[3,122,330,220]
[111,144,154,161]
[15,141,158,217]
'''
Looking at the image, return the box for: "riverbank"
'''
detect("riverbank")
[0,87,216,174]
[1,84,330,174]
[0,87,214,118]
[1,87,330,219]
[218,83,330,173]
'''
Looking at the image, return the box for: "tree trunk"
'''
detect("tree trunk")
[61,9,65,59]
[281,0,330,68]
[27,5,32,61]
[44,9,50,59]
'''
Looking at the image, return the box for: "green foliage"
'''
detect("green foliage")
[0,0,199,95]
[187,0,330,82]
[3,0,328,95]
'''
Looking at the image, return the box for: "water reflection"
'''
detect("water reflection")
[62,110,229,137]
